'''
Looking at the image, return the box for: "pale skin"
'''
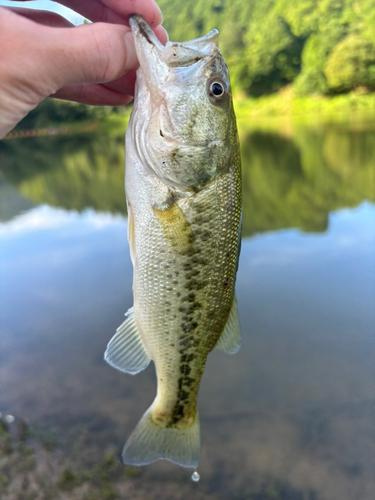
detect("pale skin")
[0,0,167,139]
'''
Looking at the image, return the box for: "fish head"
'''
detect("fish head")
[130,16,238,192]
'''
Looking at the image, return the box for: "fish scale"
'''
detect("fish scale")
[104,15,242,468]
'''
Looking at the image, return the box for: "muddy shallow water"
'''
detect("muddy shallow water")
[0,120,374,499]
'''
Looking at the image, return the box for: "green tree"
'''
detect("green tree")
[158,0,375,96]
[324,34,375,91]
[244,13,303,95]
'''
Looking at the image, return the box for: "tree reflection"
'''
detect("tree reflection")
[1,123,374,236]
[0,134,127,215]
[242,125,375,235]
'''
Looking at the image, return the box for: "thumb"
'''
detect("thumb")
[44,23,138,92]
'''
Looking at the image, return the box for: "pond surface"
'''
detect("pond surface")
[0,119,374,500]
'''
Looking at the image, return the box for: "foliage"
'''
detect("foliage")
[157,0,375,95]
[324,35,375,91]
[243,13,303,95]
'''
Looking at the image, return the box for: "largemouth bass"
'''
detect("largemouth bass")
[105,15,241,468]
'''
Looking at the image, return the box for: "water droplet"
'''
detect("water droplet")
[5,415,15,424]
[191,471,200,482]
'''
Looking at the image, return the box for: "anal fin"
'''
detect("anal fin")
[215,296,241,354]
[105,308,151,375]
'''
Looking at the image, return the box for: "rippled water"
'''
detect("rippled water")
[0,120,374,499]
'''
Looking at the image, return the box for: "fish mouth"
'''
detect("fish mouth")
[129,15,219,76]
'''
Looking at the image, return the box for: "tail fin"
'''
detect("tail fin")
[122,405,200,468]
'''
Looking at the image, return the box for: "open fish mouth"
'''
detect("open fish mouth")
[129,15,219,75]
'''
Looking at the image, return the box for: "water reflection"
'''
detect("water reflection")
[1,122,374,235]
[241,126,375,235]
[0,134,126,215]
[0,123,374,499]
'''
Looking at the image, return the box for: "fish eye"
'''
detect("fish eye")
[212,82,224,96]
[207,77,228,103]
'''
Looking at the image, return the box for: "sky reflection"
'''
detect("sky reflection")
[0,201,374,499]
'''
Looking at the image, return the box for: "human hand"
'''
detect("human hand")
[0,1,166,138]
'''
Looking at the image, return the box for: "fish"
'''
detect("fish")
[104,15,242,469]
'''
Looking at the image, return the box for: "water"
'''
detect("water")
[0,120,374,499]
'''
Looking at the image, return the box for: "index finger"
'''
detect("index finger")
[58,0,163,27]
[6,7,74,27]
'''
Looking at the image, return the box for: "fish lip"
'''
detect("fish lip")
[129,15,170,92]
[180,29,219,49]
[129,15,164,51]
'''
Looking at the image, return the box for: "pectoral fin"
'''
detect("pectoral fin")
[215,296,241,354]
[153,196,194,253]
[104,308,151,374]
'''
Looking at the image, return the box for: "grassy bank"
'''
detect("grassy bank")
[234,89,375,129]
